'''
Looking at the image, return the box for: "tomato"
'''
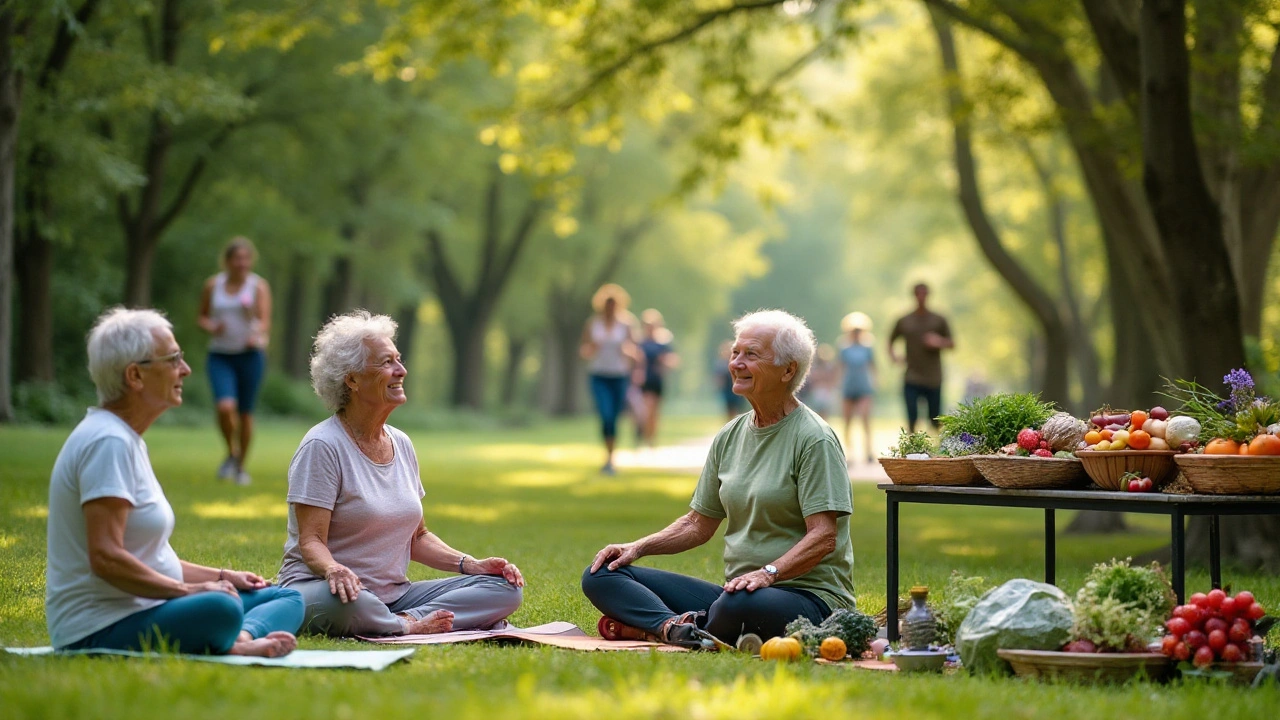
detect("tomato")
[1221,643,1244,662]
[1161,634,1179,656]
[1130,410,1149,430]
[1139,477,1153,491]
[1229,619,1251,644]
[1193,645,1215,667]
[1235,591,1256,607]
[1220,597,1238,619]
[1128,429,1151,450]
[1174,641,1192,661]
[1207,588,1227,609]
[1166,617,1191,637]
[1247,602,1266,620]
[1203,617,1228,635]
[1190,592,1210,609]
[1185,630,1207,649]
[1208,629,1228,653]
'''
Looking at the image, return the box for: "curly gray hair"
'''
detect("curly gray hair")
[310,310,399,412]
[87,307,173,404]
[732,309,817,394]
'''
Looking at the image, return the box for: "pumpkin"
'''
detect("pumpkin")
[1041,412,1087,452]
[819,637,847,661]
[760,636,803,661]
[1165,416,1202,447]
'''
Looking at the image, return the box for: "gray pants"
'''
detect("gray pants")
[291,575,523,637]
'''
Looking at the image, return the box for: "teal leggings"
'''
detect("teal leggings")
[65,586,304,654]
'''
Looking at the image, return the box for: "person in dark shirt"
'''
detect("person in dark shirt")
[888,283,954,432]
[634,309,679,448]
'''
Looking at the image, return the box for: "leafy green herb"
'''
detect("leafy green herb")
[785,608,878,657]
[888,429,934,458]
[936,393,1057,453]
[1070,558,1176,652]
[935,572,993,646]
[1160,378,1250,442]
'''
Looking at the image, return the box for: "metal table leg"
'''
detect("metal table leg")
[887,496,899,643]
[1044,508,1056,586]
[1210,514,1221,590]
[1171,508,1185,603]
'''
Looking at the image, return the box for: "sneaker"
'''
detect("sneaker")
[217,456,237,481]
[601,462,616,477]
[234,469,252,486]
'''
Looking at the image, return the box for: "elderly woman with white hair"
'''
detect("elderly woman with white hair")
[278,310,524,637]
[582,310,855,648]
[45,308,303,656]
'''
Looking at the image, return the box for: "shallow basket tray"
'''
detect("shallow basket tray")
[1173,455,1280,495]
[1074,450,1179,491]
[996,649,1173,683]
[970,455,1089,489]
[878,457,984,486]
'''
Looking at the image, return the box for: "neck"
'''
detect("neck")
[915,304,928,313]
[749,395,799,427]
[102,398,162,435]
[340,402,393,441]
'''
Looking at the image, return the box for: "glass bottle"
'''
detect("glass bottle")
[901,585,938,651]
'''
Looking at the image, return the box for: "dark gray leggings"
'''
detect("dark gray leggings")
[581,564,829,643]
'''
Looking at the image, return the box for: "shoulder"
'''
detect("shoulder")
[253,274,271,293]
[792,406,842,445]
[385,423,415,449]
[294,418,344,454]
[203,276,219,291]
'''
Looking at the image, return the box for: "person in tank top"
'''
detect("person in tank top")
[580,284,639,476]
[838,312,878,465]
[197,237,273,486]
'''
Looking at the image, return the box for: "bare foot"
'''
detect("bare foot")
[228,631,297,658]
[405,609,454,634]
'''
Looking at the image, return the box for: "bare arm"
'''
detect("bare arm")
[724,511,840,593]
[589,510,722,573]
[579,319,597,360]
[253,278,273,345]
[887,325,903,364]
[293,502,364,603]
[196,278,221,335]
[410,520,524,586]
[84,497,234,599]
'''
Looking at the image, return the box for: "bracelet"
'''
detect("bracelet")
[458,555,470,575]
[218,568,225,582]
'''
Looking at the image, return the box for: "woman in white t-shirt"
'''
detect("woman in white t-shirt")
[45,308,302,655]
[579,284,639,475]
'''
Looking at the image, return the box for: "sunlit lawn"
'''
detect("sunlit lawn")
[1,415,1277,718]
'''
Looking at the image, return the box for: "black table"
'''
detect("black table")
[880,484,1280,642]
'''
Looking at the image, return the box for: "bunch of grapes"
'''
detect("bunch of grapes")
[1160,589,1266,667]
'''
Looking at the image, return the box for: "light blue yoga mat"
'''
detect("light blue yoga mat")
[5,646,415,671]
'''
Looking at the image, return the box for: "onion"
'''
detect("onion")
[1150,406,1169,420]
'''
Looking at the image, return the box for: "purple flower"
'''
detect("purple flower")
[1225,368,1255,416]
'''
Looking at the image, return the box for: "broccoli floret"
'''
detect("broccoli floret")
[784,609,878,657]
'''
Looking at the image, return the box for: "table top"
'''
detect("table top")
[877,483,1280,505]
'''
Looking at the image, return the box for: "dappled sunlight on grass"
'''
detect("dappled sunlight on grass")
[11,506,46,520]
[570,476,697,500]
[452,443,602,466]
[497,469,581,488]
[0,533,16,550]
[429,502,525,524]
[939,544,999,558]
[189,495,287,520]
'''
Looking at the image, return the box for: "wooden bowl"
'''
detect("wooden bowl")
[997,649,1174,683]
[878,457,985,486]
[1074,449,1179,490]
[970,455,1090,489]
[1173,455,1280,494]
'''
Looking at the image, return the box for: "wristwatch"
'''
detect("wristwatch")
[763,564,778,577]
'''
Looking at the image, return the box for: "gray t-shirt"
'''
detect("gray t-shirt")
[278,416,425,603]
[46,408,184,648]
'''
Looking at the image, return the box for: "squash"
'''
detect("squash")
[1164,416,1202,447]
[819,636,848,661]
[1041,412,1087,452]
[760,636,804,661]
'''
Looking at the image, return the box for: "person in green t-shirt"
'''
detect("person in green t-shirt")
[582,310,855,648]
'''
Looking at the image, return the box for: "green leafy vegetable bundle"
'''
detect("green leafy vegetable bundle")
[937,393,1057,453]
[936,572,994,646]
[1070,558,1176,652]
[888,429,934,458]
[785,608,877,657]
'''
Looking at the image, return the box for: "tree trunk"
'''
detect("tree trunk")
[395,302,418,368]
[281,256,309,379]
[123,225,160,307]
[445,313,488,408]
[0,10,20,421]
[501,335,528,408]
[321,254,355,323]
[1064,510,1129,534]
[14,224,52,382]
[544,285,590,416]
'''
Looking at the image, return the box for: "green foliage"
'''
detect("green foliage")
[1161,378,1249,443]
[936,572,994,646]
[937,393,1057,452]
[1070,558,1176,652]
[785,608,878,657]
[888,428,935,458]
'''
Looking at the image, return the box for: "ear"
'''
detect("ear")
[124,363,145,392]
[345,373,359,393]
[781,362,797,382]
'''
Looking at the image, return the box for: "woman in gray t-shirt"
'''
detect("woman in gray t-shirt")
[279,311,524,637]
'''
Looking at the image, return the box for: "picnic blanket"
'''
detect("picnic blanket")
[4,646,415,671]
[360,621,686,652]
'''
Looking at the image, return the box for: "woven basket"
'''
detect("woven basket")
[1173,455,1280,495]
[878,457,984,486]
[1074,450,1179,491]
[971,455,1090,489]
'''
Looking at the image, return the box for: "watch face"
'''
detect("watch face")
[764,564,778,575]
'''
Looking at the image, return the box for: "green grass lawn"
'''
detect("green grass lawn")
[1,414,1277,718]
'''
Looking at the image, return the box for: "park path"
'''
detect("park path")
[613,434,890,483]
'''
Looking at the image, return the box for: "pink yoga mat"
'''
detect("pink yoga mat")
[359,621,687,652]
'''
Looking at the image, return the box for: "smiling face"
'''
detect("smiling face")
[349,336,407,409]
[728,327,795,402]
[136,327,192,410]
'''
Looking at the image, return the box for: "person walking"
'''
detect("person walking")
[838,312,877,464]
[580,284,638,475]
[197,237,272,486]
[888,283,953,432]
[634,309,679,448]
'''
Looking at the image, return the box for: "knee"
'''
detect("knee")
[581,564,613,594]
[215,399,237,414]
[201,593,245,652]
[273,587,306,628]
[709,590,759,624]
[303,591,381,637]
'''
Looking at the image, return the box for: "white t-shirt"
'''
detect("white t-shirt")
[45,408,184,648]
[278,416,426,604]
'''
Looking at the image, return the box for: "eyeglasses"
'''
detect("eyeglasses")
[136,350,185,367]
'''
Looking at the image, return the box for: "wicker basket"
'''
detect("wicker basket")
[878,457,985,486]
[997,649,1174,684]
[1173,455,1280,494]
[970,455,1090,489]
[1074,449,1179,491]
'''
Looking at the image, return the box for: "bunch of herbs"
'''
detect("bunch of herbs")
[888,429,935,458]
[936,393,1056,453]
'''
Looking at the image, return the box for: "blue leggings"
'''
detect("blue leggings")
[208,349,266,414]
[65,586,304,654]
[589,374,629,440]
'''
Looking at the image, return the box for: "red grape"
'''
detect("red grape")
[1229,619,1251,644]
[1235,591,1256,607]
[1179,605,1203,625]
[1220,643,1244,663]
[1194,645,1215,667]
[1190,592,1209,609]
[1207,588,1227,609]
[1161,635,1179,655]
[1174,641,1191,661]
[1204,617,1228,635]
[1246,602,1265,620]
[1208,629,1228,653]
[1220,597,1238,618]
[1166,617,1191,637]
[1186,630,1207,649]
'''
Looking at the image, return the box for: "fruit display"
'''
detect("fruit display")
[760,636,803,661]
[1079,405,1195,452]
[1159,589,1268,666]
[819,636,848,661]
[936,392,1057,455]
[1121,472,1154,493]
[1163,370,1280,455]
[1066,559,1175,653]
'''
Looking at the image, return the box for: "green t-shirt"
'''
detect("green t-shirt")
[691,405,856,612]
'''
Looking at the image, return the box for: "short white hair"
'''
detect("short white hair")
[310,310,398,412]
[732,309,816,394]
[87,307,173,404]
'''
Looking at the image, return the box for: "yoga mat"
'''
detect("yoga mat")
[360,621,687,652]
[4,646,415,671]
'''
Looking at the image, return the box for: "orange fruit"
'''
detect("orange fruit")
[1131,410,1149,429]
[1248,434,1280,456]
[819,636,848,661]
[1204,438,1240,455]
[1100,429,1114,441]
[760,636,804,661]
[1240,441,1250,455]
[1084,430,1102,445]
[1128,430,1151,450]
